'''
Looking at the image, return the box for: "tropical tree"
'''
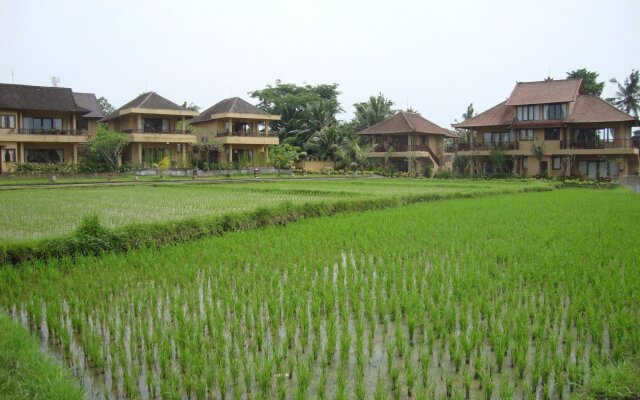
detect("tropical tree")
[249,81,342,146]
[181,101,200,112]
[336,134,374,174]
[566,68,605,96]
[86,125,130,171]
[352,94,396,131]
[454,103,475,144]
[269,143,301,175]
[97,96,115,115]
[304,125,344,162]
[607,69,640,118]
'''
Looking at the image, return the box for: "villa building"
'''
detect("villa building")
[452,79,639,178]
[357,111,458,174]
[100,92,199,167]
[0,83,103,174]
[189,97,280,166]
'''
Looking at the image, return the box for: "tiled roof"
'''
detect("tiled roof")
[566,94,636,123]
[101,92,189,121]
[358,111,453,136]
[452,101,514,129]
[0,83,88,112]
[191,97,270,124]
[73,92,104,119]
[505,79,582,106]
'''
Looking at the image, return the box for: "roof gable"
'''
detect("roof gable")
[452,101,514,129]
[358,111,453,136]
[505,79,582,106]
[0,83,88,113]
[566,94,636,123]
[73,92,104,118]
[101,92,196,121]
[191,97,271,124]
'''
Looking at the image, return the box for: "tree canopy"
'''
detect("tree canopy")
[607,69,640,118]
[87,125,130,171]
[566,68,605,96]
[181,101,200,112]
[97,96,115,115]
[249,81,342,147]
[352,94,396,132]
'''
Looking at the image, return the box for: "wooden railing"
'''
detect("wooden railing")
[124,129,192,134]
[16,128,88,135]
[561,139,639,149]
[215,131,276,137]
[452,142,519,151]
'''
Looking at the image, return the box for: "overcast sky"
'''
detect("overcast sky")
[1,0,638,127]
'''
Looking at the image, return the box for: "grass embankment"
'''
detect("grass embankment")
[0,313,83,400]
[1,188,638,399]
[0,180,552,265]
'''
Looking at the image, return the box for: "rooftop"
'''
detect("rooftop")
[358,111,457,137]
[505,79,582,106]
[72,92,104,119]
[0,83,88,113]
[191,97,274,124]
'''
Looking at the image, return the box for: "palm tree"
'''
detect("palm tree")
[336,135,374,174]
[607,70,640,118]
[290,99,341,147]
[353,94,396,131]
[304,125,344,162]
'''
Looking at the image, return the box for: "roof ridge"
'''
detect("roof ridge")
[400,111,416,131]
[138,92,155,108]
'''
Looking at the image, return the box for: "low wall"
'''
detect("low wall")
[619,175,640,193]
[296,160,336,172]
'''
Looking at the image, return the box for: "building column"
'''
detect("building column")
[182,116,186,134]
[137,115,142,130]
[73,144,78,164]
[264,145,269,163]
[228,144,233,163]
[0,145,4,174]
[72,114,77,132]
[18,142,24,163]
[138,143,143,164]
[264,120,269,135]
[228,118,233,134]
[182,143,186,167]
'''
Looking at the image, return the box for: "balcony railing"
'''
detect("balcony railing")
[124,129,193,134]
[17,128,87,135]
[454,142,519,151]
[561,139,640,149]
[215,131,276,137]
[372,144,438,152]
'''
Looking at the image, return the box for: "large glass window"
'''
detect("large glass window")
[0,115,15,128]
[544,103,567,120]
[517,105,540,121]
[23,117,63,132]
[578,160,619,179]
[143,118,170,132]
[484,132,514,144]
[552,156,561,170]
[519,129,534,141]
[25,149,64,163]
[545,128,560,140]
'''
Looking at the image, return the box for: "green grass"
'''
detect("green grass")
[0,313,83,400]
[0,186,637,399]
[0,178,548,240]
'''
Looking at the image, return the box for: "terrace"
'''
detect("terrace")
[16,128,88,135]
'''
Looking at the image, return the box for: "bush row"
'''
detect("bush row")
[0,185,555,267]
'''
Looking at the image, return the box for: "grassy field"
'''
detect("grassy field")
[0,186,637,399]
[0,178,548,241]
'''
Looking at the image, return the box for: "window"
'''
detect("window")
[23,117,63,132]
[522,157,528,169]
[544,103,567,120]
[552,156,561,170]
[0,115,15,129]
[483,132,491,143]
[578,160,619,179]
[142,148,170,164]
[517,105,539,121]
[143,118,170,132]
[519,129,534,141]
[544,128,560,140]
[3,148,16,162]
[25,149,64,163]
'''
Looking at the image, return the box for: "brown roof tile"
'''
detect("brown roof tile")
[566,94,636,123]
[358,111,454,136]
[452,101,514,129]
[505,79,582,106]
[101,92,191,121]
[191,97,270,124]
[0,83,88,113]
[73,92,104,119]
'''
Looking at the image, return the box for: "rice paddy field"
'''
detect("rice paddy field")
[0,179,547,240]
[0,183,638,400]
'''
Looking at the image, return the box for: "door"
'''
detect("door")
[540,161,548,176]
[588,161,598,179]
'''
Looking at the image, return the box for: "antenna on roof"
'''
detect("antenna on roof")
[51,76,60,87]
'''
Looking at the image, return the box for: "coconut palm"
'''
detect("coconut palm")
[304,125,344,162]
[607,69,640,118]
[353,94,396,131]
[337,135,374,174]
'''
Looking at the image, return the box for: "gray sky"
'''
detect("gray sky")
[1,0,638,127]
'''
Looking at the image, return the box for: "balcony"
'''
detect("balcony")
[215,131,276,137]
[454,142,519,151]
[16,128,88,135]
[123,129,192,134]
[561,139,640,150]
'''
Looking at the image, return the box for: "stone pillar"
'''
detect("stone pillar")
[228,144,233,163]
[73,144,78,164]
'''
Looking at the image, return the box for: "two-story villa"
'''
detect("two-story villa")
[357,111,457,174]
[452,79,638,178]
[100,92,199,167]
[189,97,280,166]
[0,83,103,174]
